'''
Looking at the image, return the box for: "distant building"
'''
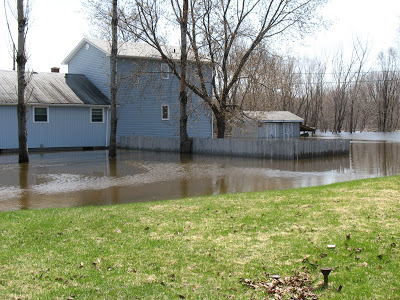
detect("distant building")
[0,70,110,151]
[62,38,213,139]
[231,111,304,139]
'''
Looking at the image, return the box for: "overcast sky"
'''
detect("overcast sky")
[0,0,399,72]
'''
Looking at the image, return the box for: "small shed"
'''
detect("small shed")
[232,111,304,139]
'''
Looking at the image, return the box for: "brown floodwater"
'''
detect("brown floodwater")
[0,133,399,211]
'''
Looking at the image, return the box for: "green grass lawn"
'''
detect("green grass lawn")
[0,176,399,299]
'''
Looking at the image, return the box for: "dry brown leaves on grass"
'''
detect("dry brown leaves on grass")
[241,272,318,299]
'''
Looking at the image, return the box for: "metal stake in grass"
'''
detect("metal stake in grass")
[320,268,332,288]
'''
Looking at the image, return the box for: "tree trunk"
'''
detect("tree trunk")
[17,0,29,163]
[109,0,118,158]
[179,0,192,153]
[216,114,226,138]
[349,103,355,133]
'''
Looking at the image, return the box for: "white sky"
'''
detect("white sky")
[0,0,399,73]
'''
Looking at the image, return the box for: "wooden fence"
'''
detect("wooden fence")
[119,136,350,160]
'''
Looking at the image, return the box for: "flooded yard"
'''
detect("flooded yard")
[0,133,399,211]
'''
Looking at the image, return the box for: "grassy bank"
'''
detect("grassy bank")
[0,176,399,299]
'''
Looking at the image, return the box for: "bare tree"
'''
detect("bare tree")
[109,0,119,158]
[297,57,327,128]
[187,0,328,138]
[324,40,368,133]
[174,0,192,152]
[120,0,328,138]
[16,0,29,163]
[237,49,302,114]
[347,40,369,133]
[368,49,400,132]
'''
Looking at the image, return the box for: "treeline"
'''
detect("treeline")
[233,45,400,133]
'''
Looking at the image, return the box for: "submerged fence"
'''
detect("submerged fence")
[119,136,350,160]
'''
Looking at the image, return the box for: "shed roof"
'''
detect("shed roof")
[62,38,183,65]
[0,70,110,106]
[243,111,304,123]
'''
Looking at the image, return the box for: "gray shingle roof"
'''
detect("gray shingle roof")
[0,70,110,106]
[62,38,207,65]
[243,111,304,123]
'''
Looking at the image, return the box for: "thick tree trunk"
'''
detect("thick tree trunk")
[109,0,118,158]
[179,0,192,153]
[17,0,28,163]
[216,114,226,138]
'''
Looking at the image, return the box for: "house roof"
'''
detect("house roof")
[62,38,183,65]
[243,111,304,123]
[0,70,110,106]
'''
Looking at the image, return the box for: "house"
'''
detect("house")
[62,38,213,140]
[231,111,304,139]
[0,69,110,151]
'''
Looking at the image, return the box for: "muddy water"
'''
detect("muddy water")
[0,136,399,211]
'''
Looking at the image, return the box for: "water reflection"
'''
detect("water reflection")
[351,142,400,177]
[19,163,30,210]
[0,137,399,211]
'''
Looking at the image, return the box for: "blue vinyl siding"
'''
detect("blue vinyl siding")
[68,43,111,99]
[0,106,18,149]
[115,58,213,138]
[0,105,109,149]
[67,47,212,139]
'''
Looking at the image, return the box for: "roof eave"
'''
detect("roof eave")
[0,103,110,107]
[260,120,304,123]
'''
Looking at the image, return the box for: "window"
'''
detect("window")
[33,107,48,123]
[91,108,103,123]
[161,63,169,79]
[161,105,169,120]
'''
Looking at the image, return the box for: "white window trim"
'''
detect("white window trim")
[33,107,49,123]
[90,107,104,123]
[161,63,169,80]
[161,105,169,120]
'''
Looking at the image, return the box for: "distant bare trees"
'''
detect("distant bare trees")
[367,49,400,132]
[233,42,400,133]
[328,42,369,133]
[296,57,326,128]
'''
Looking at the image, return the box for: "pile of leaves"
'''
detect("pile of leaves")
[240,272,318,299]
